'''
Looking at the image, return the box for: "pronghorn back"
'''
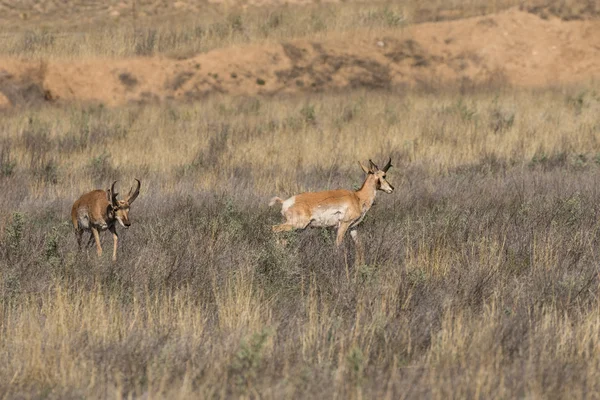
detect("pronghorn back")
[71,189,110,230]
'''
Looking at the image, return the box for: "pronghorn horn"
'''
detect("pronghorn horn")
[110,181,119,205]
[368,159,379,172]
[382,157,392,172]
[127,179,141,204]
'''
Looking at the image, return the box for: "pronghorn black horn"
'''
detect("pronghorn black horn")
[110,181,119,206]
[110,181,118,198]
[127,179,141,204]
[382,157,392,172]
[368,159,379,172]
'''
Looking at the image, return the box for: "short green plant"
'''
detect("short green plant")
[230,329,271,391]
[0,142,16,177]
[5,212,25,260]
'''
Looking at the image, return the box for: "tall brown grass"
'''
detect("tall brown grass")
[0,0,528,59]
[2,87,599,194]
[2,83,600,397]
[4,0,594,60]
[2,1,600,397]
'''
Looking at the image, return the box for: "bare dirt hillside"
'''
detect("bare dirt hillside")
[1,8,599,108]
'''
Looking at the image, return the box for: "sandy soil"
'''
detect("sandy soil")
[1,8,599,108]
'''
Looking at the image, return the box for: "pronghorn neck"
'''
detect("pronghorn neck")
[356,174,378,210]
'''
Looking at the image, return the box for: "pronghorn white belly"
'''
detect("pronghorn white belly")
[309,205,347,228]
[76,207,108,230]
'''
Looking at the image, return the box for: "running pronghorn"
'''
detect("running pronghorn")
[269,158,393,263]
[71,179,141,261]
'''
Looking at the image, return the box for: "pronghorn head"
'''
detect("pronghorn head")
[107,179,141,228]
[360,158,394,193]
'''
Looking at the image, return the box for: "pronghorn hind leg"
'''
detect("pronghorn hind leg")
[272,224,296,247]
[272,223,296,232]
[272,218,310,247]
[272,215,310,232]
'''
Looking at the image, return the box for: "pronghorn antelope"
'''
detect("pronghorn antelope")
[269,158,393,264]
[71,179,141,261]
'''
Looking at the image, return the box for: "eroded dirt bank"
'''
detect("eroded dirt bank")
[1,8,598,108]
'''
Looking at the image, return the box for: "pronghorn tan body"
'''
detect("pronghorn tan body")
[270,159,393,264]
[71,179,141,261]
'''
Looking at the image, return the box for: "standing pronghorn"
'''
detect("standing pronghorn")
[71,179,141,261]
[269,158,393,264]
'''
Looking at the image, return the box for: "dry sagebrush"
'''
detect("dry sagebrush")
[1,86,600,398]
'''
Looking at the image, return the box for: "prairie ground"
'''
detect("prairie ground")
[1,1,600,399]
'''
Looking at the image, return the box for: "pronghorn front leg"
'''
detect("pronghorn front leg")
[109,225,119,262]
[350,229,364,265]
[86,232,95,248]
[335,221,351,247]
[91,226,102,257]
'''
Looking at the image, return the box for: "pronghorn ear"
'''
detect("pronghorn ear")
[358,161,370,174]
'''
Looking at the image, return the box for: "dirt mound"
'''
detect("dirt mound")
[524,1,600,21]
[1,8,598,108]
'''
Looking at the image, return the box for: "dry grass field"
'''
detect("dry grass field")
[2,1,600,399]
